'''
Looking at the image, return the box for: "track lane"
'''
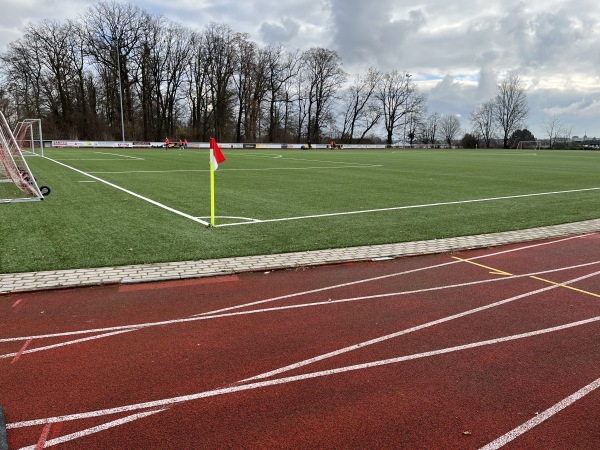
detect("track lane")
[1,234,599,449]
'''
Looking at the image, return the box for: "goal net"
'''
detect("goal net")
[516,140,542,150]
[13,118,43,156]
[0,111,44,203]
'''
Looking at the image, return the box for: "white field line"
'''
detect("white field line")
[195,216,261,223]
[17,408,167,450]
[0,234,591,344]
[93,151,144,160]
[88,164,381,174]
[266,155,380,166]
[480,376,600,450]
[217,186,600,227]
[43,156,210,226]
[7,315,600,430]
[236,153,379,167]
[237,153,283,158]
[55,158,143,161]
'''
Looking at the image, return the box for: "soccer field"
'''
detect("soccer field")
[2,148,600,274]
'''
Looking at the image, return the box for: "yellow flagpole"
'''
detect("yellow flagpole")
[210,148,216,227]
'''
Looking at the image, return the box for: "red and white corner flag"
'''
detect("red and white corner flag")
[209,137,225,227]
[210,137,225,170]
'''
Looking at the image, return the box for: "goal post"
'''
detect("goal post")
[13,118,43,156]
[516,140,542,150]
[0,111,44,203]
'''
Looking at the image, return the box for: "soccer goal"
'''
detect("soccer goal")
[0,111,45,203]
[13,118,43,156]
[516,140,542,150]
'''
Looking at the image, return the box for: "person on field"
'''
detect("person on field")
[165,137,170,148]
[184,139,188,149]
[179,138,184,149]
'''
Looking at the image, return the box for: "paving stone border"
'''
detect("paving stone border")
[2,219,600,295]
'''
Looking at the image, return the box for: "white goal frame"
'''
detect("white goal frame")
[516,140,542,150]
[0,112,44,203]
[13,118,44,156]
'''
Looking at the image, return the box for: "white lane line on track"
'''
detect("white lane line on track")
[480,376,600,450]
[0,330,135,360]
[17,408,167,450]
[193,234,593,317]
[5,235,598,445]
[7,315,600,430]
[238,268,600,383]
[1,258,598,347]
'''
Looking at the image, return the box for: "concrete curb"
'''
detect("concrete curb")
[1,218,600,295]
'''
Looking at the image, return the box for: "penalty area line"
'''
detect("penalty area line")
[43,156,210,226]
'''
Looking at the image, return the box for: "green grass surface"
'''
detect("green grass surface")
[1,148,599,274]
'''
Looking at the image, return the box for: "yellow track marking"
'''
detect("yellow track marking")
[452,257,514,276]
[530,276,600,299]
[453,258,600,299]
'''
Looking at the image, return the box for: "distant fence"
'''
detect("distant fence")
[46,140,391,150]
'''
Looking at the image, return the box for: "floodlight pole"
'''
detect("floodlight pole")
[116,41,126,142]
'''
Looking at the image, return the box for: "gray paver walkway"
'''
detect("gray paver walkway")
[2,219,600,295]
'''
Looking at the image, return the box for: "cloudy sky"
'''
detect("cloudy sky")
[1,0,599,139]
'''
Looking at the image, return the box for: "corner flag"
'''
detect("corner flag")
[209,137,225,227]
[210,137,225,170]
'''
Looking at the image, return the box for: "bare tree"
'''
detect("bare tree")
[200,23,238,140]
[377,71,426,145]
[470,100,496,148]
[1,29,47,121]
[232,34,258,142]
[263,45,300,142]
[494,75,528,149]
[405,108,426,146]
[84,1,151,139]
[542,115,568,149]
[187,32,214,140]
[439,114,462,147]
[301,47,346,143]
[420,112,440,146]
[559,125,573,148]
[340,67,382,144]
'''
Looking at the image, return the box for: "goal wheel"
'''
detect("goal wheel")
[40,185,51,197]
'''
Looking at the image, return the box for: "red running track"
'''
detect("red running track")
[1,233,599,449]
